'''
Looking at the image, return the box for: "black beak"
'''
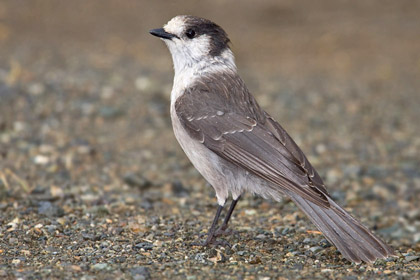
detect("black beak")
[149,28,177,40]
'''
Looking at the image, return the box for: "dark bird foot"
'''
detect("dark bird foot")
[214,225,238,237]
[191,234,231,248]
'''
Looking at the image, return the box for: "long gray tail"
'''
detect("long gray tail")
[289,194,395,263]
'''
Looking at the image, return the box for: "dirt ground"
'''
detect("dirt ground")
[1,0,419,279]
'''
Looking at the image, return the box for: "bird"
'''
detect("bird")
[149,15,395,263]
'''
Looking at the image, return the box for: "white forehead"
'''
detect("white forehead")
[163,16,187,35]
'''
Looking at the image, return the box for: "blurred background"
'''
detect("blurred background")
[0,0,419,278]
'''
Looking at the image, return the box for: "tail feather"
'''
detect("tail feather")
[289,194,395,263]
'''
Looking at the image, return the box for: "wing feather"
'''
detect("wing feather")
[175,72,330,207]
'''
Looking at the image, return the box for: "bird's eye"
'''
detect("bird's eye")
[185,29,196,39]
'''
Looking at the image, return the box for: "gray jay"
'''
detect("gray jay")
[149,15,395,263]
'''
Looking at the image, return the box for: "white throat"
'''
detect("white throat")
[167,47,237,104]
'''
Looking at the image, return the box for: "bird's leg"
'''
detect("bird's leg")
[215,196,240,236]
[192,205,226,246]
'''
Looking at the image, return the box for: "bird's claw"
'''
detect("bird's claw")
[214,225,240,237]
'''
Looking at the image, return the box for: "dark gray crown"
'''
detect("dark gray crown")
[183,16,230,56]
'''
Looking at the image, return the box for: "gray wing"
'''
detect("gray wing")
[175,74,330,208]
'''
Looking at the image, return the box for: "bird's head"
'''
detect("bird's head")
[150,15,235,73]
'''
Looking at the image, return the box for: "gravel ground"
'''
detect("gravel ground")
[1,1,419,279]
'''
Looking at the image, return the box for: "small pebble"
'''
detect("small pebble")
[404,255,419,263]
[130,266,151,280]
[310,246,323,253]
[38,201,64,217]
[9,237,18,244]
[33,155,50,165]
[92,263,109,270]
[249,255,262,264]
[135,242,154,251]
[123,173,152,190]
